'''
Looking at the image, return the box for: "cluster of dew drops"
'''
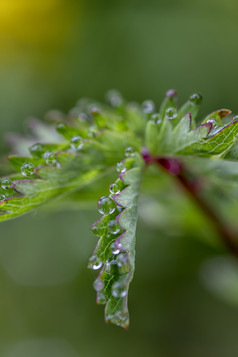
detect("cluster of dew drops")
[0,145,59,200]
[0,91,203,203]
[86,91,204,304]
[0,89,130,201]
[0,131,86,202]
[88,146,137,300]
[0,160,37,201]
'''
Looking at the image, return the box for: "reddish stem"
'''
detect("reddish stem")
[142,149,238,256]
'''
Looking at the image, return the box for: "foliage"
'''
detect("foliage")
[1,89,238,328]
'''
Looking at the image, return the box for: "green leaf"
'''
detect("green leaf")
[159,89,178,119]
[2,89,238,329]
[0,163,110,222]
[202,109,231,125]
[89,153,144,328]
[146,109,238,158]
[196,120,238,156]
[176,92,202,128]
[0,139,120,221]
[145,120,160,155]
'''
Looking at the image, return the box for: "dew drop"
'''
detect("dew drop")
[125,147,135,158]
[105,261,111,273]
[142,100,155,114]
[111,242,120,255]
[44,151,57,166]
[108,220,121,235]
[90,224,101,236]
[93,278,104,291]
[233,115,238,121]
[98,196,116,215]
[0,194,5,200]
[114,311,129,323]
[151,113,160,122]
[207,119,217,127]
[97,292,107,304]
[106,90,123,108]
[1,178,12,190]
[105,259,117,273]
[88,255,103,270]
[56,122,67,134]
[109,183,120,195]
[21,162,34,177]
[189,93,202,105]
[70,136,84,151]
[29,143,44,158]
[111,281,127,298]
[116,253,131,274]
[116,253,127,265]
[88,125,98,137]
[165,107,177,120]
[109,178,124,195]
[116,162,126,173]
[90,107,101,116]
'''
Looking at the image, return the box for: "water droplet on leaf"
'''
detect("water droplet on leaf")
[116,253,131,274]
[165,107,177,120]
[88,255,103,270]
[116,162,126,173]
[151,113,160,122]
[90,107,101,116]
[56,122,67,134]
[105,259,117,273]
[189,93,202,105]
[93,278,104,291]
[70,136,84,151]
[91,223,101,236]
[98,196,116,215]
[44,151,57,166]
[109,183,120,195]
[105,261,111,273]
[111,281,127,298]
[206,119,218,128]
[108,220,121,235]
[97,292,107,304]
[88,125,97,137]
[109,178,124,195]
[29,143,44,158]
[0,194,5,200]
[115,311,129,323]
[142,100,155,114]
[1,178,12,190]
[111,242,120,255]
[125,147,135,158]
[21,162,34,177]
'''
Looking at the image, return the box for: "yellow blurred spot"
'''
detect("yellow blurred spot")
[0,0,79,52]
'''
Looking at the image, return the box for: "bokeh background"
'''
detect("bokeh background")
[1,0,238,356]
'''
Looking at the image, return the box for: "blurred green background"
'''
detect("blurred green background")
[1,0,238,356]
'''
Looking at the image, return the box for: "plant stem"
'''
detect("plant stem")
[142,149,238,256]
